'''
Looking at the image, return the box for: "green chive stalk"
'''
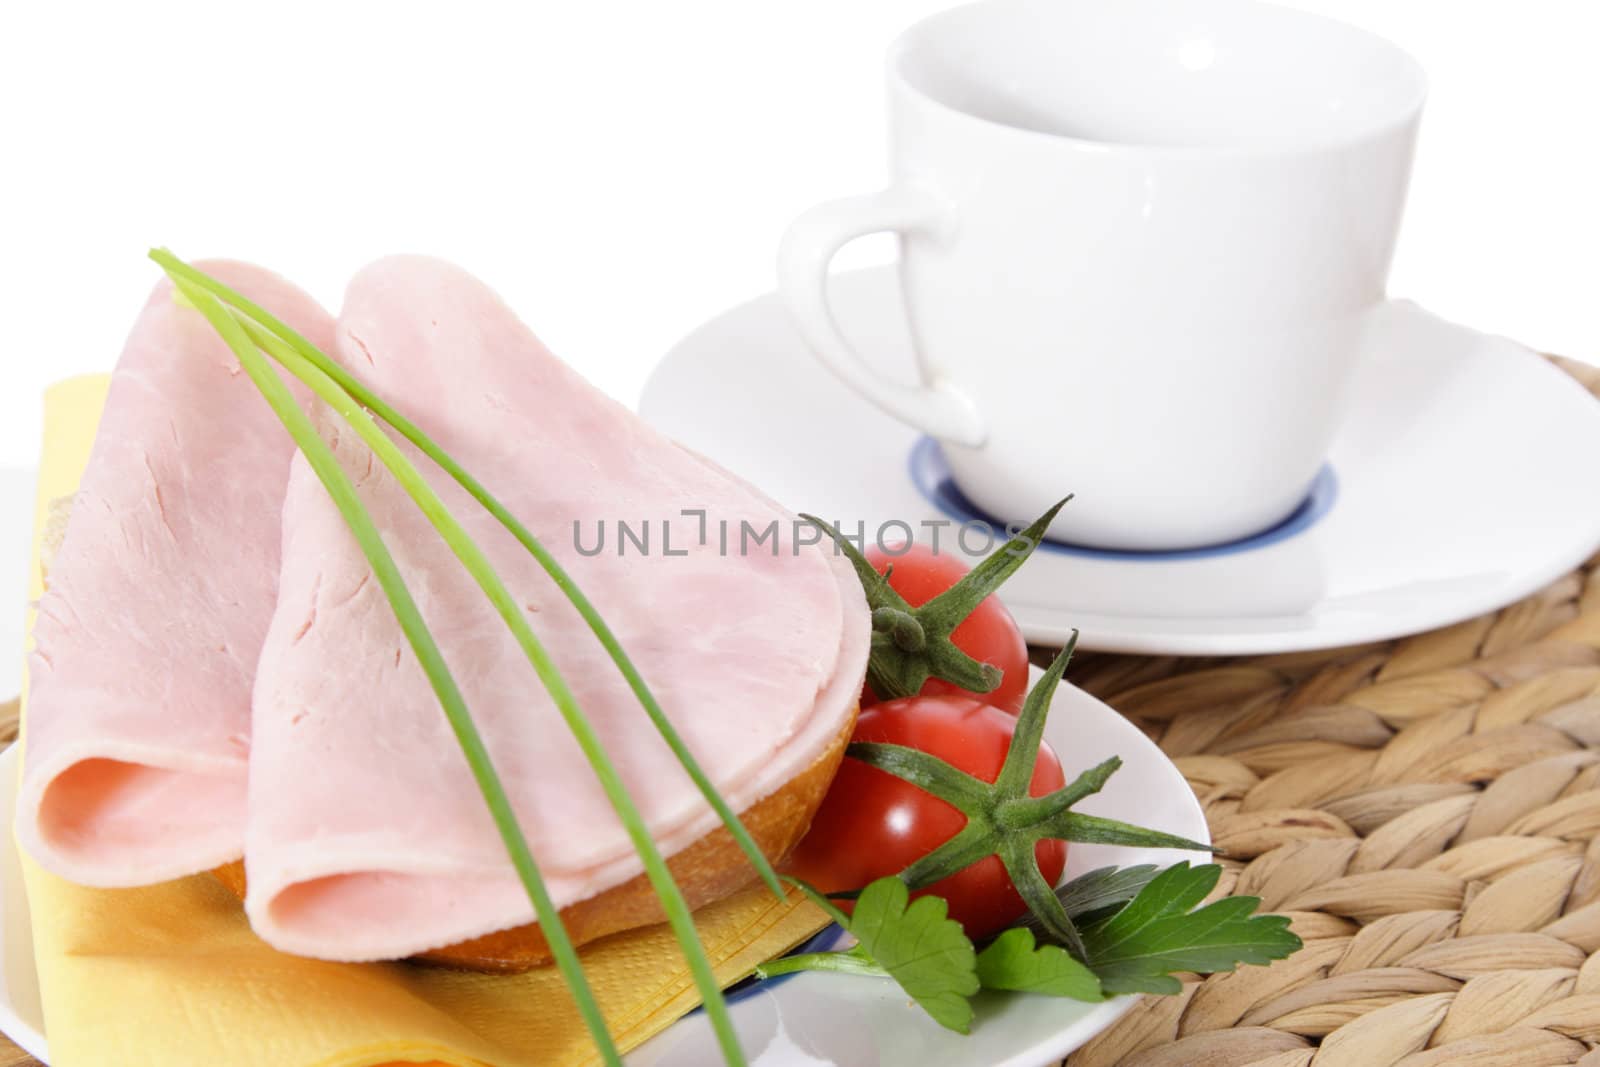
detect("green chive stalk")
[170,279,625,1065]
[186,282,748,1065]
[148,249,782,903]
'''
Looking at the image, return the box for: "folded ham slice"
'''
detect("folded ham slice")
[17,263,336,887]
[245,256,868,961]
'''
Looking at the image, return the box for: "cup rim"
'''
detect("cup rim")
[886,0,1429,158]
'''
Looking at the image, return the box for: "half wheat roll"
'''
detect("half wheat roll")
[214,711,852,972]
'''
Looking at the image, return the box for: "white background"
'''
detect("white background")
[0,0,1596,473]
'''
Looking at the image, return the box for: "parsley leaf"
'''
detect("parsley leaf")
[850,877,981,1033]
[773,877,980,1034]
[766,864,1300,1032]
[975,928,1103,1001]
[1077,862,1302,995]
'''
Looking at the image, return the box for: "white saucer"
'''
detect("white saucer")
[641,267,1600,655]
[0,670,1208,1067]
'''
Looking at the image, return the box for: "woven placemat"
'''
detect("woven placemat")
[1054,354,1600,1067]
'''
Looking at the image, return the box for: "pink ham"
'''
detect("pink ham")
[17,263,336,887]
[245,256,868,961]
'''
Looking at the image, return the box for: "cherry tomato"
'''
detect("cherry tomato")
[786,694,1066,940]
[864,542,1030,713]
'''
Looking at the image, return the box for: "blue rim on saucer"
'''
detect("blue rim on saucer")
[908,437,1339,562]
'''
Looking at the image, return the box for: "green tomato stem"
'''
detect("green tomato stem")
[1042,813,1213,855]
[843,742,992,808]
[876,608,926,653]
[1000,837,1087,960]
[993,635,1077,798]
[841,637,1210,951]
[799,514,996,700]
[917,498,1071,633]
[896,821,1000,891]
[998,756,1122,828]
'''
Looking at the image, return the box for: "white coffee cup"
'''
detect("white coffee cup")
[779,0,1425,551]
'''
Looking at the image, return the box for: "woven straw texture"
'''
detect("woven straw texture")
[1,357,1597,1067]
[1056,355,1600,1067]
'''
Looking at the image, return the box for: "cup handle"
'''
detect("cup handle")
[778,186,988,447]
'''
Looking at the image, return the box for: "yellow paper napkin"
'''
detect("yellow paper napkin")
[17,376,830,1067]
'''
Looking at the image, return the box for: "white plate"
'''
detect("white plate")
[0,753,42,1063]
[0,671,1209,1066]
[641,267,1600,655]
[0,467,37,701]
